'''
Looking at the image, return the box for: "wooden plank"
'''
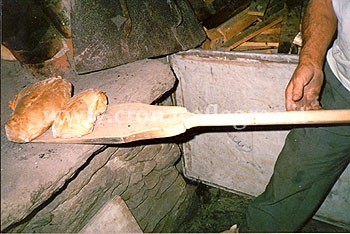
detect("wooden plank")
[200,37,213,49]
[206,8,258,40]
[32,102,350,144]
[278,0,304,53]
[217,8,259,41]
[222,8,285,51]
[234,41,279,50]
[205,8,259,49]
[205,27,224,41]
[249,33,280,43]
[202,0,251,29]
[234,48,279,54]
[238,42,279,47]
[234,46,279,54]
[248,0,271,16]
[257,23,281,35]
[249,24,282,43]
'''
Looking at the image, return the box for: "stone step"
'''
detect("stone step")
[80,196,142,233]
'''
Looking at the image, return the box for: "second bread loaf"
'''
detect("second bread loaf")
[52,89,108,138]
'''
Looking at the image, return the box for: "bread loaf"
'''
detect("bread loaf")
[5,76,72,142]
[52,89,108,138]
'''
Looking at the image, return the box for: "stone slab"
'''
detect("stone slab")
[6,143,192,233]
[71,0,206,74]
[79,195,142,233]
[1,58,176,231]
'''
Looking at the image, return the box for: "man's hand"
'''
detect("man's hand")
[285,63,324,111]
[284,0,336,111]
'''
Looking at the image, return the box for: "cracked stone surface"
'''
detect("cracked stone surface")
[71,0,206,73]
[1,58,196,232]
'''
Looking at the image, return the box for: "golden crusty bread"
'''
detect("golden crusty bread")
[5,76,72,143]
[52,89,108,138]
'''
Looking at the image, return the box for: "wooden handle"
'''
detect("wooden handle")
[184,109,350,129]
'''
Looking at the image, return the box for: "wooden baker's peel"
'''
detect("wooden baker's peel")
[33,103,350,144]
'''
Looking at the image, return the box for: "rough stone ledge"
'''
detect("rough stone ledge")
[1,58,179,231]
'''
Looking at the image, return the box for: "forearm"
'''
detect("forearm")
[299,0,337,68]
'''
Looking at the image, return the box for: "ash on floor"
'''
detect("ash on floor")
[175,183,349,233]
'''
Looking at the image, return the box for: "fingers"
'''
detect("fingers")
[287,97,322,111]
[286,88,322,111]
[285,65,324,111]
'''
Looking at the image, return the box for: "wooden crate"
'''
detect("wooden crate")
[170,49,350,229]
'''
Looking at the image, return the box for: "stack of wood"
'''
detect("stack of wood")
[200,0,306,54]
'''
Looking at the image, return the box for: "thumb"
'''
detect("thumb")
[292,81,304,102]
[285,79,304,102]
[285,79,304,111]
